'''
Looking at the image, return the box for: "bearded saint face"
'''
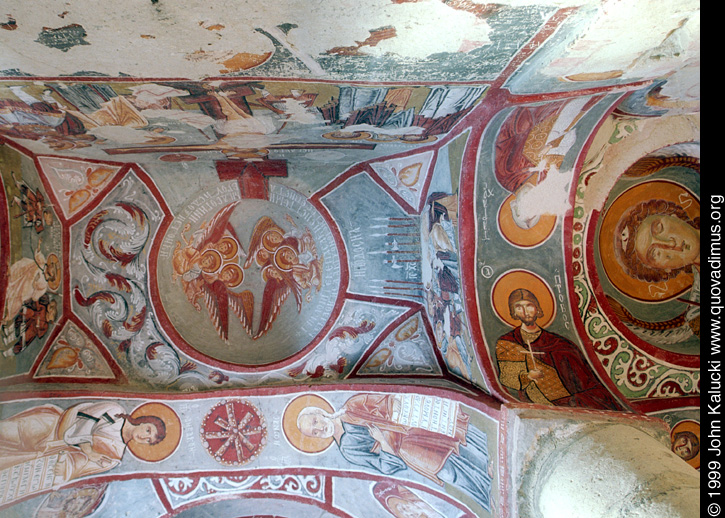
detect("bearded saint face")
[508,289,544,326]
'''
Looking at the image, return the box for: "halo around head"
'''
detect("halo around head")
[598,180,699,302]
[220,263,244,288]
[127,402,182,462]
[200,249,223,273]
[491,269,556,328]
[282,394,335,454]
[497,180,557,248]
[262,229,284,252]
[218,236,239,260]
[671,420,700,469]
[274,245,298,271]
[44,253,61,292]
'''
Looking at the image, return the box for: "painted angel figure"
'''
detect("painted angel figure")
[245,215,323,339]
[171,201,254,342]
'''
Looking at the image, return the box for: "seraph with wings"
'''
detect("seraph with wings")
[172,201,255,343]
[245,215,323,340]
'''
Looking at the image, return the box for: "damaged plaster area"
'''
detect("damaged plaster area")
[544,0,700,99]
[511,165,574,227]
[0,0,594,80]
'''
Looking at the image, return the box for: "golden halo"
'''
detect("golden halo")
[274,245,298,272]
[282,394,335,454]
[200,249,223,273]
[562,70,624,82]
[366,133,400,143]
[262,229,284,252]
[261,264,277,283]
[127,402,182,462]
[491,269,556,328]
[598,180,699,302]
[322,130,371,141]
[44,253,62,292]
[255,248,271,267]
[220,263,244,288]
[671,419,700,437]
[497,180,557,248]
[217,236,239,260]
[671,420,700,469]
[399,134,437,144]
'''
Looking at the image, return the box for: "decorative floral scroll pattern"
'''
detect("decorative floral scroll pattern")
[161,474,324,509]
[570,174,699,400]
[258,474,324,498]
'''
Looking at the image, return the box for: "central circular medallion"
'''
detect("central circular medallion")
[201,399,267,466]
[156,183,340,366]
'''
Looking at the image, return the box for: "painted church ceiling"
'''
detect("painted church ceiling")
[0,0,700,516]
[0,389,502,516]
[1,0,557,82]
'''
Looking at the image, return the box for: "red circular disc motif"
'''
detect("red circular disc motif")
[200,399,267,466]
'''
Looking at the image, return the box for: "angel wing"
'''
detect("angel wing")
[244,216,285,269]
[254,269,302,339]
[201,278,255,342]
[228,289,255,337]
[195,201,241,250]
[201,279,232,342]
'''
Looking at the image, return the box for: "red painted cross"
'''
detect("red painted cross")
[216,159,288,200]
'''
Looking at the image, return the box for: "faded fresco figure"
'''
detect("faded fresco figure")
[373,482,446,518]
[387,494,444,518]
[296,393,492,512]
[496,288,623,410]
[1,239,60,341]
[0,86,87,139]
[494,98,596,196]
[422,193,473,379]
[35,482,108,518]
[1,294,58,358]
[0,401,166,484]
